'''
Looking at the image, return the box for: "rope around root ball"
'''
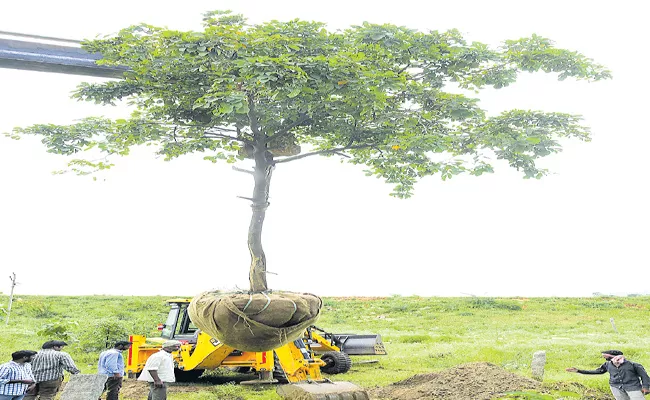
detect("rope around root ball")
[188,291,322,352]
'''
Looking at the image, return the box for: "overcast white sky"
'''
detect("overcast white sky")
[0,0,647,297]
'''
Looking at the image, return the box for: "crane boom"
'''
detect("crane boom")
[0,32,126,78]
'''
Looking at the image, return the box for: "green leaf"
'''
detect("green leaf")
[10,14,607,199]
[287,87,302,98]
[219,103,234,114]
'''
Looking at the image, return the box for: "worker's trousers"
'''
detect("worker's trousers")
[147,382,167,400]
[103,377,123,400]
[610,386,645,400]
[23,379,61,400]
[0,394,27,400]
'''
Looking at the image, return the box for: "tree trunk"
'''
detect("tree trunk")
[248,142,273,292]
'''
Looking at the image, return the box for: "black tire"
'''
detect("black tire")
[174,368,204,382]
[127,371,141,379]
[273,353,289,383]
[320,351,352,374]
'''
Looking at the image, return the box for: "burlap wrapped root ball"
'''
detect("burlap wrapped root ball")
[188,291,322,352]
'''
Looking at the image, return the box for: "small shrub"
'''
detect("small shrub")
[389,304,411,312]
[468,298,521,311]
[76,319,132,352]
[37,321,78,341]
[468,297,494,307]
[428,352,450,359]
[439,303,460,312]
[210,382,247,399]
[398,334,432,344]
[20,300,57,318]
[435,334,459,343]
[322,299,336,307]
[114,312,131,321]
[498,390,581,399]
[578,300,624,309]
[497,303,523,311]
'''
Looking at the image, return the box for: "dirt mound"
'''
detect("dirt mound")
[370,362,541,400]
[117,380,201,399]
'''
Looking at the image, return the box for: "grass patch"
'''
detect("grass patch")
[2,295,648,399]
[397,334,433,343]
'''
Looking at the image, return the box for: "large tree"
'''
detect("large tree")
[8,11,610,292]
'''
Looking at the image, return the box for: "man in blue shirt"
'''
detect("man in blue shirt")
[97,341,131,400]
[0,350,37,400]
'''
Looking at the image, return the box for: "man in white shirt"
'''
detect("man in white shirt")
[137,341,181,400]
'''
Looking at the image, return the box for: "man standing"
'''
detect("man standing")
[137,340,181,400]
[566,350,650,400]
[0,350,37,400]
[24,341,80,400]
[97,341,131,400]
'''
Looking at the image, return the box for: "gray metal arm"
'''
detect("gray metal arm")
[0,33,127,78]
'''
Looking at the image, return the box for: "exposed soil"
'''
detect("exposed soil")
[113,380,207,399]
[369,362,542,400]
[104,364,609,400]
[58,380,156,400]
[117,380,146,399]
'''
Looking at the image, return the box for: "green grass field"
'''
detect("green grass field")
[1,295,648,399]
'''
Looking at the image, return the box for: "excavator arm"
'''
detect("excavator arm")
[0,31,126,78]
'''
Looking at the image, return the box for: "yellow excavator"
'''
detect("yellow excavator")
[126,299,386,399]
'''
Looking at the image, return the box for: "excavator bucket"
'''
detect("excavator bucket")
[276,381,369,400]
[332,334,387,355]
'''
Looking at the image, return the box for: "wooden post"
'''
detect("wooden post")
[5,272,16,325]
[609,317,618,333]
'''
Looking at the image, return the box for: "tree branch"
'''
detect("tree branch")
[202,131,250,143]
[232,166,254,175]
[131,119,251,143]
[135,120,238,132]
[408,72,425,80]
[397,48,413,74]
[269,114,310,142]
[233,125,256,142]
[274,144,375,164]
[247,93,262,137]
[203,126,240,134]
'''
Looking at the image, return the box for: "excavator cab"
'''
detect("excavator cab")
[159,300,198,342]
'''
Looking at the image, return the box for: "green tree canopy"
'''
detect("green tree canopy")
[7,11,610,292]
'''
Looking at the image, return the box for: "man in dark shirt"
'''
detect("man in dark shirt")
[566,350,650,400]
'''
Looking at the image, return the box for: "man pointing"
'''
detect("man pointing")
[566,350,650,400]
